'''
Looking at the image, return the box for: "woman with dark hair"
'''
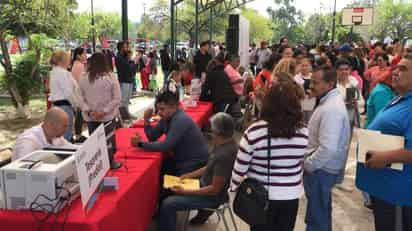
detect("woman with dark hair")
[253,54,278,92]
[200,59,238,114]
[71,47,87,81]
[278,45,294,58]
[71,47,88,142]
[231,82,308,231]
[79,52,121,135]
[365,52,391,93]
[279,36,289,47]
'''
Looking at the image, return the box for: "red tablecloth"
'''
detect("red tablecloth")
[0,155,161,231]
[115,128,164,160]
[130,101,213,129]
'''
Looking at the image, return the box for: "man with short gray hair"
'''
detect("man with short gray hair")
[157,113,238,231]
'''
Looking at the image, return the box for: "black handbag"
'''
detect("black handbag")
[233,132,271,225]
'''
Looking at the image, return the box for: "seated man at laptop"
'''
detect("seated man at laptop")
[130,91,209,175]
[158,113,238,231]
[12,107,73,161]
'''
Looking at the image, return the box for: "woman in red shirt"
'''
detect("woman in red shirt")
[364,53,391,93]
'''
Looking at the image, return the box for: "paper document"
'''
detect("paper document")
[163,175,200,190]
[356,129,404,171]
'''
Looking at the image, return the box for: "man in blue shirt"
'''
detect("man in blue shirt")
[362,57,412,231]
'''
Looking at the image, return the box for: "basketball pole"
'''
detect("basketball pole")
[349,25,353,44]
[331,0,337,46]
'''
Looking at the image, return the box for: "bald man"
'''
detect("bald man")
[12,107,74,161]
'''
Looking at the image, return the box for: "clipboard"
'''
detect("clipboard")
[356,128,404,171]
[163,175,200,190]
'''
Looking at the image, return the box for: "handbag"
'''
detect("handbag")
[233,130,271,225]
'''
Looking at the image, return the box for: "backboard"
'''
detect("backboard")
[342,7,374,26]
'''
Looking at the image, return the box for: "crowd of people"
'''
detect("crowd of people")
[10,36,412,231]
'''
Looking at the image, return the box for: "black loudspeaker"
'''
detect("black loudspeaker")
[229,14,239,28]
[226,15,240,55]
[226,28,239,54]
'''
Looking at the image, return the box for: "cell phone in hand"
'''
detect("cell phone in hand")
[346,87,357,102]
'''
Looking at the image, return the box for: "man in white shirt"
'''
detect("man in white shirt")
[304,66,351,231]
[12,107,72,161]
[256,41,272,75]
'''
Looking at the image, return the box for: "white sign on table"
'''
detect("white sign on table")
[74,124,110,208]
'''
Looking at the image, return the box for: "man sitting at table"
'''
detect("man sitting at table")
[12,107,74,161]
[157,112,238,231]
[130,91,209,175]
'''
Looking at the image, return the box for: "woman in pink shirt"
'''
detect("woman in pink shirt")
[71,47,88,142]
[224,53,244,96]
[71,47,87,81]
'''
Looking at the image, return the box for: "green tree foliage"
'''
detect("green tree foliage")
[95,12,122,41]
[136,0,231,43]
[267,0,304,44]
[240,8,273,44]
[302,13,330,44]
[65,12,91,41]
[0,0,76,117]
[66,11,135,42]
[371,0,412,40]
[137,0,170,41]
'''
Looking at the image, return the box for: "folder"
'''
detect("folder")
[356,128,404,171]
[163,175,200,190]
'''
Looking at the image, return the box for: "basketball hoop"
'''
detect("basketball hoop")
[352,16,363,26]
[342,7,373,26]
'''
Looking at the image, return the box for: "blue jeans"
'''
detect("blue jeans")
[304,170,339,231]
[163,69,170,86]
[120,82,133,113]
[56,105,74,141]
[158,195,220,231]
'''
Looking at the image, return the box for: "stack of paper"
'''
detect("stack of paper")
[356,129,404,171]
[163,175,200,190]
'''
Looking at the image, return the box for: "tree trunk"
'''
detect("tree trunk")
[0,32,29,118]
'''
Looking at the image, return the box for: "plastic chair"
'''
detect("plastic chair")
[182,202,239,231]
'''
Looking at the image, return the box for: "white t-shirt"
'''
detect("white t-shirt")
[49,66,77,106]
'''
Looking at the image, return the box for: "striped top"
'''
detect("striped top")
[230,120,308,200]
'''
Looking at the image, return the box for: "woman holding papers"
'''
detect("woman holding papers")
[158,113,238,231]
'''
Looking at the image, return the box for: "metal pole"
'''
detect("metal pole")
[171,0,175,61]
[195,0,199,49]
[91,0,96,53]
[331,0,337,46]
[349,25,353,44]
[209,8,213,42]
[121,0,128,41]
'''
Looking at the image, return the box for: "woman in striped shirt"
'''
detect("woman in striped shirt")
[230,81,308,231]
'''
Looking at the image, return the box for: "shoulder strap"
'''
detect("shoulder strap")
[267,127,271,202]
